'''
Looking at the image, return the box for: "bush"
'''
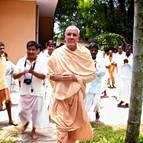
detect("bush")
[95,33,126,51]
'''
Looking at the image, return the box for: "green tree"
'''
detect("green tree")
[125,0,143,143]
[54,0,134,43]
[95,33,126,51]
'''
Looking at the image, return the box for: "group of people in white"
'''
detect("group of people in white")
[0,39,133,140]
[85,42,133,121]
[0,40,56,139]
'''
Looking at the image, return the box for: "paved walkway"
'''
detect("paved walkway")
[18,126,57,143]
[99,88,129,126]
[100,88,143,128]
[0,93,57,142]
[0,88,142,142]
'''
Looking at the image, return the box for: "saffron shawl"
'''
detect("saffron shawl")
[48,44,96,100]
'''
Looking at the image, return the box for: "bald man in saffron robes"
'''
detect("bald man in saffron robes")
[48,25,96,143]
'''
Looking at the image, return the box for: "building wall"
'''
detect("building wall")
[0,0,36,63]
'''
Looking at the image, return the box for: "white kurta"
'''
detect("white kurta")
[114,52,126,75]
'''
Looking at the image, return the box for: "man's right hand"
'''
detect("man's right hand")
[50,73,77,82]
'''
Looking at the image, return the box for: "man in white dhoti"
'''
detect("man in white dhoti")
[37,40,56,128]
[114,46,126,100]
[114,46,126,74]
[13,41,48,139]
[85,42,105,121]
[117,59,132,108]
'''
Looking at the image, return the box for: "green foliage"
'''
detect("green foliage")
[55,0,79,34]
[94,33,126,51]
[138,136,143,142]
[54,0,134,43]
[0,141,15,143]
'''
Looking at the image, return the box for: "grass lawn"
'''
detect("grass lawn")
[0,141,15,143]
[81,121,143,143]
[1,122,143,143]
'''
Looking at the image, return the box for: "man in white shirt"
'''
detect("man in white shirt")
[40,40,56,58]
[117,59,132,108]
[38,40,56,127]
[124,44,133,66]
[114,45,126,100]
[13,41,48,140]
[85,42,105,121]
[114,46,126,74]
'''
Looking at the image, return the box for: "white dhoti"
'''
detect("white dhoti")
[35,83,53,128]
[84,92,94,111]
[85,76,102,121]
[119,78,131,103]
[19,94,43,128]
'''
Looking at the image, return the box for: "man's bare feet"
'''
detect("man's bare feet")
[0,106,6,111]
[101,90,108,98]
[96,111,100,121]
[31,127,38,140]
[9,121,18,126]
[31,132,38,140]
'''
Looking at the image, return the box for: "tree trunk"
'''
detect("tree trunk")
[125,0,143,143]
